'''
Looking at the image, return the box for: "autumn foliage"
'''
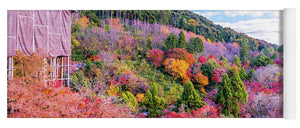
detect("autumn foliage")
[195,72,209,93]
[7,52,136,118]
[147,48,164,68]
[163,58,190,81]
[165,48,195,65]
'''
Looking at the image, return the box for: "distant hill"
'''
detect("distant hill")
[79,10,278,51]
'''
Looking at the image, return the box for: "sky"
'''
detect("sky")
[191,10,281,45]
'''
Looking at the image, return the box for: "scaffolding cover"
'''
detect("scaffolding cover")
[7,10,71,57]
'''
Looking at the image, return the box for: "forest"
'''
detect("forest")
[7,10,283,118]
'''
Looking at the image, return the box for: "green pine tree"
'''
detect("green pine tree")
[230,72,248,117]
[186,37,204,54]
[140,83,165,117]
[177,30,187,48]
[250,52,274,67]
[163,33,178,50]
[247,68,255,80]
[220,56,228,64]
[175,80,206,112]
[239,67,247,81]
[215,73,233,116]
[233,55,241,67]
[239,40,250,64]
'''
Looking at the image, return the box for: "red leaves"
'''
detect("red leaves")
[274,59,283,66]
[244,81,283,94]
[147,49,164,68]
[211,68,225,83]
[165,48,195,65]
[120,77,129,85]
[163,110,191,118]
[163,105,218,118]
[207,54,217,62]
[192,105,218,118]
[198,56,206,63]
[211,70,221,83]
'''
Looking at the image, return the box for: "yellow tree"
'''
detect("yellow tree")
[163,58,190,82]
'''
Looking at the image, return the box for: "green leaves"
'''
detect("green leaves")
[215,73,248,117]
[177,30,187,48]
[139,83,165,117]
[175,80,206,112]
[186,37,204,54]
[163,33,178,51]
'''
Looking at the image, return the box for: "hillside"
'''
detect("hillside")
[79,10,278,51]
[8,10,283,118]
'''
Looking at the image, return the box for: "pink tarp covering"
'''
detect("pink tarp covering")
[7,10,71,57]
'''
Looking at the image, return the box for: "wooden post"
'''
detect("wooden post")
[66,56,70,87]
[54,57,57,80]
[61,57,63,79]
[7,57,13,80]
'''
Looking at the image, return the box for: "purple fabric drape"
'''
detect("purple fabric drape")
[7,10,71,57]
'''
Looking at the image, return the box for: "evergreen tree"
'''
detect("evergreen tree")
[163,33,178,50]
[201,59,221,79]
[239,67,247,81]
[175,80,206,112]
[120,91,138,109]
[177,30,187,48]
[230,72,248,117]
[220,56,228,64]
[186,37,204,54]
[271,53,278,60]
[250,52,274,67]
[239,39,250,64]
[247,68,255,80]
[220,55,230,69]
[233,55,241,67]
[215,73,233,116]
[140,83,165,117]
[216,73,248,117]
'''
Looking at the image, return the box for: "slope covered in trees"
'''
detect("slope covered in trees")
[79,10,278,51]
[7,10,283,118]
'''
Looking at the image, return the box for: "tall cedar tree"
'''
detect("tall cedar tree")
[177,30,187,48]
[239,40,250,64]
[176,80,206,112]
[215,73,233,116]
[186,37,204,54]
[164,33,178,51]
[239,67,247,81]
[220,55,228,64]
[230,72,248,117]
[247,68,255,80]
[140,83,165,117]
[233,55,241,67]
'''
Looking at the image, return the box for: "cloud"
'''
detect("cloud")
[223,11,279,18]
[195,11,221,18]
[216,18,280,44]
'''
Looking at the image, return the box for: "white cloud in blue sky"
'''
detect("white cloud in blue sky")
[192,10,280,45]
